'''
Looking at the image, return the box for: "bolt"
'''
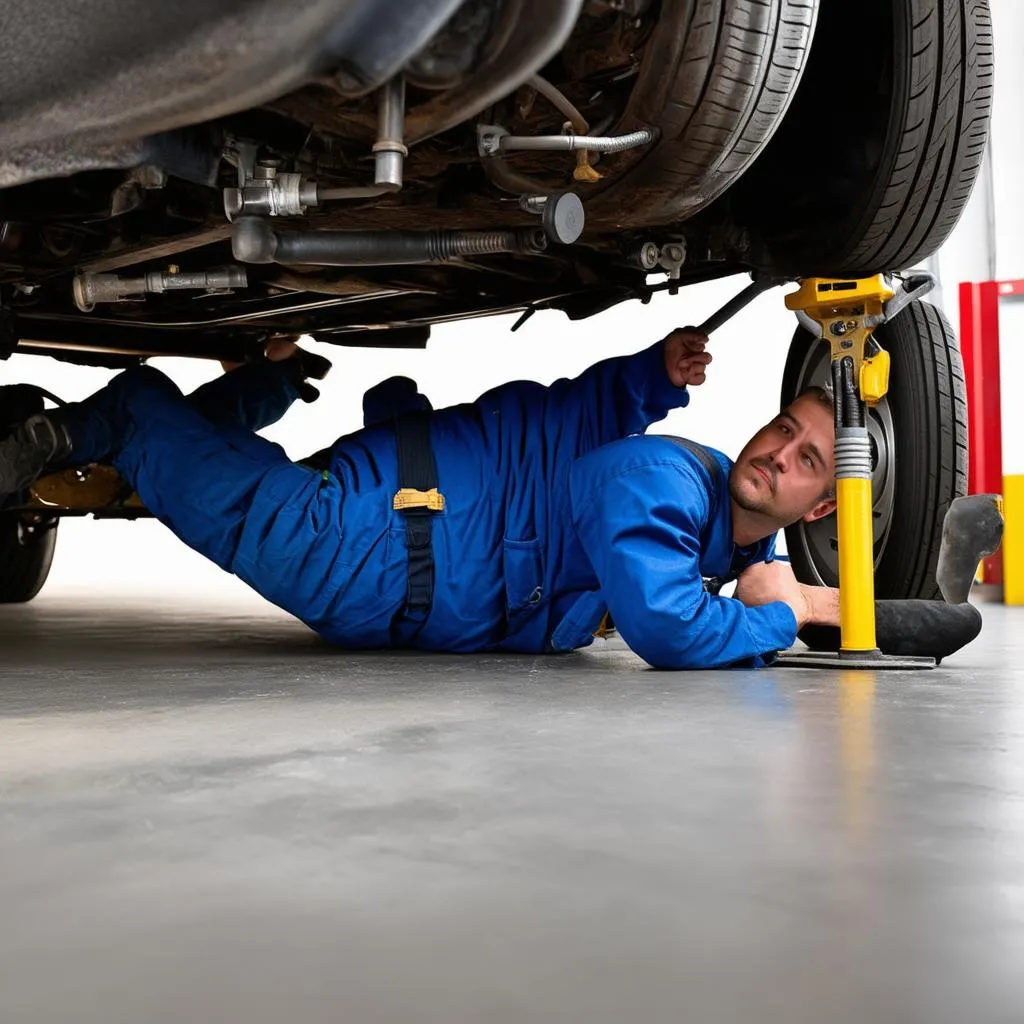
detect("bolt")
[634,242,659,271]
[519,195,548,215]
[167,264,179,275]
[840,340,853,349]
[830,320,848,336]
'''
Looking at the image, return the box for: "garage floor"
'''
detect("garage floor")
[1,594,1022,1024]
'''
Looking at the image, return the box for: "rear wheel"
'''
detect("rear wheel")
[0,514,58,603]
[735,0,994,275]
[781,299,968,599]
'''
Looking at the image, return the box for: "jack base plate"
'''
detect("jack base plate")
[776,650,936,670]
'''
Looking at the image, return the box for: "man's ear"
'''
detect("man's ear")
[803,496,837,523]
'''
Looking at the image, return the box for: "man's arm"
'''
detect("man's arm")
[570,442,799,669]
[484,328,711,447]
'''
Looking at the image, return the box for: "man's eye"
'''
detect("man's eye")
[802,455,814,468]
[778,423,790,434]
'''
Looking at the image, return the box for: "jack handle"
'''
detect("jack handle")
[695,276,786,337]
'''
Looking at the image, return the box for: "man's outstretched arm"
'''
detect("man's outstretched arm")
[479,328,711,447]
[544,327,712,441]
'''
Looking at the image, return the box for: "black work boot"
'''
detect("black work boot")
[0,414,72,502]
[0,383,47,433]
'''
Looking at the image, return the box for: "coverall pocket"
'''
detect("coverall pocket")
[502,537,546,615]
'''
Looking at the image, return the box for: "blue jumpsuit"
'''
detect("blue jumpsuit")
[54,341,798,669]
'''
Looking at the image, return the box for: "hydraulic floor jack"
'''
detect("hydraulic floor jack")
[697,273,1005,670]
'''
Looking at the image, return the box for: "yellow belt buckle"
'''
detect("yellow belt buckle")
[393,487,446,512]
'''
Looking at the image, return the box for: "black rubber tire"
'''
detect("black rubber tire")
[585,0,819,229]
[781,299,968,599]
[0,514,57,603]
[734,0,994,276]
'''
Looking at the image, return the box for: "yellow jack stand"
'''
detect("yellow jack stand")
[777,274,937,670]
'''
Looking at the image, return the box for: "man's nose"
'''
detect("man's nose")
[770,446,789,472]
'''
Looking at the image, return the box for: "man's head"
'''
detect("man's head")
[730,387,837,534]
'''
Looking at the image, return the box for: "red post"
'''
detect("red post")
[959,280,1003,583]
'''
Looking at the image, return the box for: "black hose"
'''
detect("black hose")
[232,217,547,266]
[831,358,845,431]
[838,356,864,429]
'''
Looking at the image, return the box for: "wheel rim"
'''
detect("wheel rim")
[789,340,897,587]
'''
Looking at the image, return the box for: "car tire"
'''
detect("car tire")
[734,0,994,276]
[585,0,819,229]
[781,298,968,599]
[0,514,58,603]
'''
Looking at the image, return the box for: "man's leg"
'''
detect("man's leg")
[5,365,346,624]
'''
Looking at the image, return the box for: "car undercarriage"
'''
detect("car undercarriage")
[0,0,995,610]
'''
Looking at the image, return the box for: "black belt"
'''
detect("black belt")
[392,410,445,616]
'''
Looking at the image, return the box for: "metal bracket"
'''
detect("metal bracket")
[881,271,936,323]
[785,275,895,399]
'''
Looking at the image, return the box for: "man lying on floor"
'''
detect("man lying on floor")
[0,330,977,668]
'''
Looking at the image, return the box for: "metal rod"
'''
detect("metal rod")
[80,224,233,274]
[696,278,778,335]
[319,76,405,201]
[497,129,654,153]
[374,76,406,189]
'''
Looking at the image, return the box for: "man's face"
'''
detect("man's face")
[730,393,837,528]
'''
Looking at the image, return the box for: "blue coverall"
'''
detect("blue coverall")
[54,341,799,669]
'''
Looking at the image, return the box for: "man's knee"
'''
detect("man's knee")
[100,366,193,428]
[110,365,183,404]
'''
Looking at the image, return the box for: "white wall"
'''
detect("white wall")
[3,275,797,601]
[931,0,1024,473]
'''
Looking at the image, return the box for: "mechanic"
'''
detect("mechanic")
[0,329,843,669]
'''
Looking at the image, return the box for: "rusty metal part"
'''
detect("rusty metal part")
[405,0,585,146]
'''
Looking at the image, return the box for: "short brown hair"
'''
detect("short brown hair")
[800,384,834,414]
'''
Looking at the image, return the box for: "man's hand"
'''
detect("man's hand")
[220,336,300,373]
[734,560,812,629]
[663,327,712,388]
[734,560,841,631]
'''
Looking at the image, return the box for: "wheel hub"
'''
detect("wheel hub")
[792,341,897,587]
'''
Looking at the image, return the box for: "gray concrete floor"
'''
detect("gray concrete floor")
[1,595,1022,1024]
